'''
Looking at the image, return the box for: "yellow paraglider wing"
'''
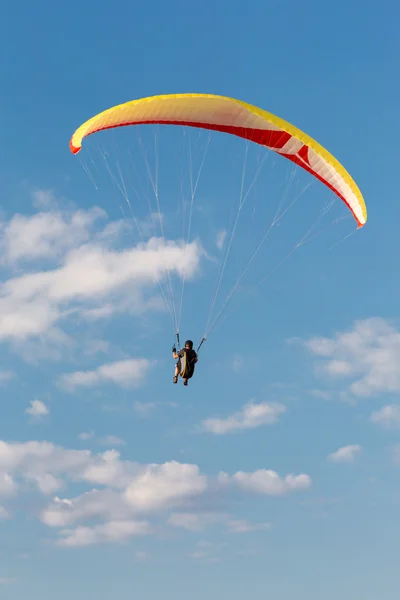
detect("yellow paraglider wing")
[70,93,367,227]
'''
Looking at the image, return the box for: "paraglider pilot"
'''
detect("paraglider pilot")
[172,340,198,386]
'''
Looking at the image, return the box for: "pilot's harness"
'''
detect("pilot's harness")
[174,333,206,378]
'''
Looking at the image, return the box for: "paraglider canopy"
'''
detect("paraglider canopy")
[69,92,367,353]
[70,93,367,227]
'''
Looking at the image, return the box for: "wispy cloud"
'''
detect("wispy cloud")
[58,358,153,391]
[78,431,95,441]
[231,355,245,373]
[168,511,225,531]
[328,445,362,463]
[0,473,17,496]
[133,401,156,417]
[229,469,311,495]
[370,404,400,428]
[134,550,149,562]
[309,389,333,401]
[226,519,270,534]
[0,370,15,383]
[216,230,227,250]
[201,401,286,434]
[58,520,153,547]
[302,318,400,398]
[169,513,271,535]
[99,435,125,447]
[32,188,59,210]
[0,506,10,519]
[78,432,125,447]
[188,540,226,562]
[25,399,49,418]
[83,340,110,356]
[0,578,16,585]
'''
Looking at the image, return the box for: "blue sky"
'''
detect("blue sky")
[1,0,400,598]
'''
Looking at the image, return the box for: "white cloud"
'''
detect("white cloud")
[78,432,125,447]
[0,440,92,495]
[41,489,133,528]
[81,304,115,320]
[0,203,203,344]
[11,328,73,366]
[81,449,138,489]
[370,405,400,428]
[79,431,95,441]
[137,212,165,239]
[0,473,17,496]
[133,401,156,417]
[134,550,149,562]
[226,519,270,534]
[303,318,400,398]
[124,461,208,511]
[231,355,244,373]
[231,469,311,495]
[84,340,110,356]
[0,506,10,519]
[0,443,210,515]
[0,578,16,585]
[168,513,271,534]
[188,540,224,562]
[58,519,152,547]
[189,549,209,560]
[0,206,105,264]
[32,188,59,210]
[0,439,311,547]
[202,401,286,434]
[0,440,309,501]
[58,358,153,391]
[216,230,227,250]
[25,399,49,418]
[168,512,225,531]
[328,445,362,463]
[89,452,131,484]
[99,435,126,447]
[0,295,59,341]
[309,389,333,401]
[0,370,15,383]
